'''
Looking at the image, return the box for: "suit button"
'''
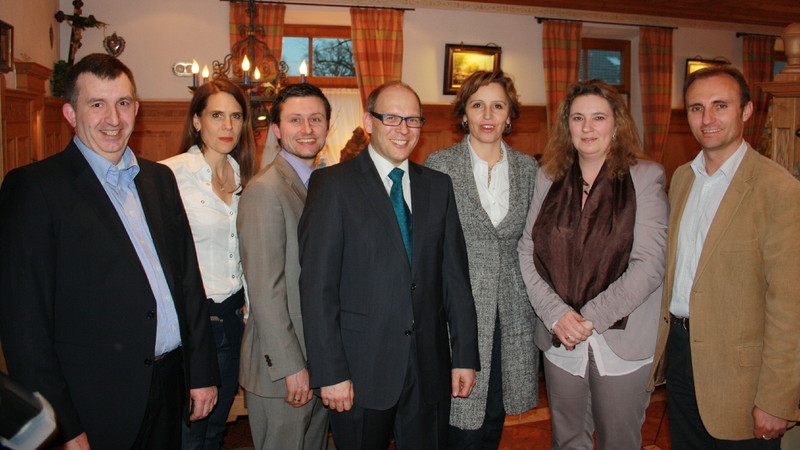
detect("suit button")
[146,310,155,319]
[404,330,412,336]
[144,358,152,366]
[410,283,416,291]
[265,355,273,367]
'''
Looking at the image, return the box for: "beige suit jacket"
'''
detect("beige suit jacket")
[649,147,800,440]
[238,155,309,397]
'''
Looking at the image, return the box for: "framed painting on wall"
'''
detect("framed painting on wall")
[685,58,729,78]
[0,21,12,73]
[443,44,501,95]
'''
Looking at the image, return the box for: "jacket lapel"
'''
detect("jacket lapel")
[274,154,308,203]
[694,148,757,282]
[67,143,146,272]
[451,137,499,235]
[409,162,429,268]
[135,166,174,283]
[354,151,410,266]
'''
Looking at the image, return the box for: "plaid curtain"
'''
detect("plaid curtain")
[230,2,286,79]
[350,8,404,108]
[638,27,673,162]
[742,35,775,148]
[542,20,582,127]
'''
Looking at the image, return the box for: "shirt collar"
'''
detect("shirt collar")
[691,140,748,181]
[467,138,507,170]
[74,136,139,188]
[367,144,410,181]
[279,149,315,187]
[184,145,241,183]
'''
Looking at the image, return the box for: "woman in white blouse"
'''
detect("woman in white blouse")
[425,71,539,449]
[517,80,667,449]
[161,79,256,449]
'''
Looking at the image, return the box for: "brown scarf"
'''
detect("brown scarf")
[532,159,636,347]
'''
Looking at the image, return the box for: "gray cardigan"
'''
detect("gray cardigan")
[426,135,540,429]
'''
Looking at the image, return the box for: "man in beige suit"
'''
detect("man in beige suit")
[649,65,800,448]
[238,84,331,449]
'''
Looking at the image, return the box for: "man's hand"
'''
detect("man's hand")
[321,380,354,412]
[62,432,90,449]
[753,406,789,440]
[285,368,313,407]
[189,386,218,421]
[451,368,476,398]
[553,310,593,350]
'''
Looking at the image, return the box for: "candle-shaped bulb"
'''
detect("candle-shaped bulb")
[191,60,200,74]
[299,59,308,83]
[201,65,210,83]
[254,67,261,80]
[242,55,251,84]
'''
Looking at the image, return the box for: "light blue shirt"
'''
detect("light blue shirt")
[280,149,315,187]
[670,140,748,318]
[75,137,182,356]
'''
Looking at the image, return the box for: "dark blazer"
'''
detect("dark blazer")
[0,142,219,448]
[299,149,479,410]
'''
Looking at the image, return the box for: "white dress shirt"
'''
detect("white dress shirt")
[161,146,244,303]
[368,145,412,212]
[670,140,748,318]
[468,140,509,227]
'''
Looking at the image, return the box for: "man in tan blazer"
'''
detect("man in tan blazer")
[237,84,331,450]
[649,65,800,448]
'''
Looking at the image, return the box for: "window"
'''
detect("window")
[774,51,787,78]
[579,38,631,95]
[282,25,356,87]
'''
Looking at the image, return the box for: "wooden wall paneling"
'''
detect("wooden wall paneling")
[129,101,189,163]
[43,97,70,159]
[411,104,549,164]
[3,89,36,175]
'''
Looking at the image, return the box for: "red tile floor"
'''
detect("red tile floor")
[221,383,671,449]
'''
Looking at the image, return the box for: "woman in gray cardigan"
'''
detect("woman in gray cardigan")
[425,71,539,449]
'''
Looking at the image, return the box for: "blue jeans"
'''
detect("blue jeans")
[182,315,243,449]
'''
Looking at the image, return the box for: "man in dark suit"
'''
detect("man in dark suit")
[0,54,219,449]
[299,81,480,449]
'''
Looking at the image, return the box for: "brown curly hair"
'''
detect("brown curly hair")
[540,79,643,181]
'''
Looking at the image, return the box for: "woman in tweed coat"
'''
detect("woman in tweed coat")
[425,71,539,449]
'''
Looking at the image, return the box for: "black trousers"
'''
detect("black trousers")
[130,348,184,449]
[448,315,505,450]
[328,339,450,450]
[666,321,781,450]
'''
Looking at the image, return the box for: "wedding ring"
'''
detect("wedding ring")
[762,434,769,440]
[566,335,572,340]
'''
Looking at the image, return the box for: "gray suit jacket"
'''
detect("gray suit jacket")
[518,160,668,360]
[426,136,539,429]
[238,154,309,397]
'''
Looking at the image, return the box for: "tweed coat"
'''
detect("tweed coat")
[425,135,539,430]
[648,147,800,440]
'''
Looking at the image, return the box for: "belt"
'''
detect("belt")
[153,347,180,362]
[671,314,690,332]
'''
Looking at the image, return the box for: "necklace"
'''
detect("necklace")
[212,165,233,193]
[582,178,592,195]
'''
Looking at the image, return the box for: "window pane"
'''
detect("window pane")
[586,49,622,85]
[774,61,787,78]
[282,37,309,76]
[313,38,355,77]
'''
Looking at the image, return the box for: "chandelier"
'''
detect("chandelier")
[190,0,290,130]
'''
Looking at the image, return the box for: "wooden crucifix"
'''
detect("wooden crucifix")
[55,0,106,65]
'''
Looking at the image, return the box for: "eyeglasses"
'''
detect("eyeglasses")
[369,111,426,128]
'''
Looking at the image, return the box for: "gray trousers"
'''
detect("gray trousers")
[245,390,329,450]
[543,349,652,450]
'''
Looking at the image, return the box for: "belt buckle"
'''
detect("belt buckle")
[672,315,689,331]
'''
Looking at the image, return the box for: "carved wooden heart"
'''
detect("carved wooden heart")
[103,33,126,57]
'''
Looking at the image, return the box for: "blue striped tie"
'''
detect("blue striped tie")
[388,167,412,263]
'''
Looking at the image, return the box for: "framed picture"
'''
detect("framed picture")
[443,44,501,95]
[0,21,12,74]
[685,58,729,78]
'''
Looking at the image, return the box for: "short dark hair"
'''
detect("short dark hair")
[269,83,331,125]
[365,81,423,116]
[179,78,257,187]
[453,71,521,136]
[684,65,750,109]
[65,53,136,107]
